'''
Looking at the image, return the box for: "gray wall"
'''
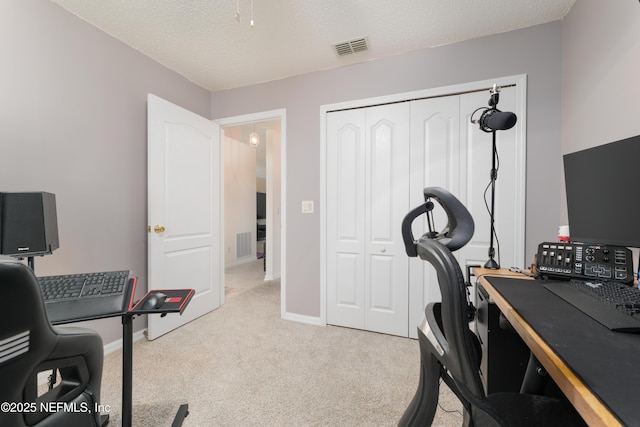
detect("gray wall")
[561,0,640,222]
[8,0,627,335]
[1,0,211,343]
[562,0,640,155]
[211,22,564,318]
[560,0,640,265]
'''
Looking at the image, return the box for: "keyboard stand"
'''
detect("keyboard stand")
[121,312,134,427]
[121,313,189,427]
[121,287,194,427]
[46,275,193,427]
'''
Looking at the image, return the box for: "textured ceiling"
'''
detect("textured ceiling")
[50,0,576,91]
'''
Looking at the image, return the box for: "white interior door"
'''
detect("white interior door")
[407,87,523,338]
[408,95,461,337]
[326,108,366,330]
[364,103,410,336]
[326,103,410,336]
[324,78,526,338]
[265,128,282,281]
[147,94,222,340]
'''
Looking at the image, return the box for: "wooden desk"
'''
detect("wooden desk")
[475,268,624,427]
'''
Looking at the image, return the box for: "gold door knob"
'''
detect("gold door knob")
[154,225,166,233]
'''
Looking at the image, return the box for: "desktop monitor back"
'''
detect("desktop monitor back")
[0,192,59,257]
[563,135,640,248]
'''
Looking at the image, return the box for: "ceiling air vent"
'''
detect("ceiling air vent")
[334,37,369,56]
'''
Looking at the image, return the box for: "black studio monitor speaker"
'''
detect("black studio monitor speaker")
[0,192,60,257]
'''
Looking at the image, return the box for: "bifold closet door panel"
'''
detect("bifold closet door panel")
[326,109,367,330]
[407,88,522,338]
[408,95,462,338]
[326,103,410,336]
[363,103,410,337]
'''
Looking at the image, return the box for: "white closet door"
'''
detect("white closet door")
[408,95,461,337]
[326,85,525,339]
[364,103,410,336]
[407,88,523,338]
[326,109,366,330]
[326,103,410,336]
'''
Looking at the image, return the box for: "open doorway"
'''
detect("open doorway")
[219,112,283,303]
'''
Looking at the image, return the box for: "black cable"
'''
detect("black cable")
[493,134,501,172]
[482,142,502,267]
[493,142,501,266]
[437,378,464,417]
[469,106,487,124]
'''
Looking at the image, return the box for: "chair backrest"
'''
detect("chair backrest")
[416,237,486,400]
[402,187,485,402]
[0,260,57,404]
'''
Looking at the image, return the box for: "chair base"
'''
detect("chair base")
[171,404,189,427]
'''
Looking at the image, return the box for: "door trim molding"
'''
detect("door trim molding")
[320,75,527,327]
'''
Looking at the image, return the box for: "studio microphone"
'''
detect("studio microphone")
[479,109,517,132]
[471,84,518,132]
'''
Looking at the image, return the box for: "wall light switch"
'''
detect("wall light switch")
[301,200,314,214]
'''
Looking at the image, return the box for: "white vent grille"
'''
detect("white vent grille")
[236,232,252,259]
[334,37,369,56]
[0,330,30,365]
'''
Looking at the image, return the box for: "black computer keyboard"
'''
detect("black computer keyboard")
[38,270,134,324]
[544,279,640,333]
[38,270,131,302]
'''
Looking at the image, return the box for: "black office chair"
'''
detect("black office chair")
[0,260,106,427]
[399,187,585,427]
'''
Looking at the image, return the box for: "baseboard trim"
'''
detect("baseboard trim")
[225,256,259,269]
[103,329,147,356]
[38,329,147,386]
[282,311,324,326]
[264,272,281,281]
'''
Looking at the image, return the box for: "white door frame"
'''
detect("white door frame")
[215,109,287,316]
[320,75,527,326]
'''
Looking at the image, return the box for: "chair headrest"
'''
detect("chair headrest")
[402,187,475,257]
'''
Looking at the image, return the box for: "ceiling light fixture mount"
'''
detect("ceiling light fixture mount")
[250,0,255,29]
[234,0,255,29]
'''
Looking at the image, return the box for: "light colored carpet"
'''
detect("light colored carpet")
[99,260,463,426]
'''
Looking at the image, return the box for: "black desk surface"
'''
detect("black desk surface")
[485,276,640,426]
